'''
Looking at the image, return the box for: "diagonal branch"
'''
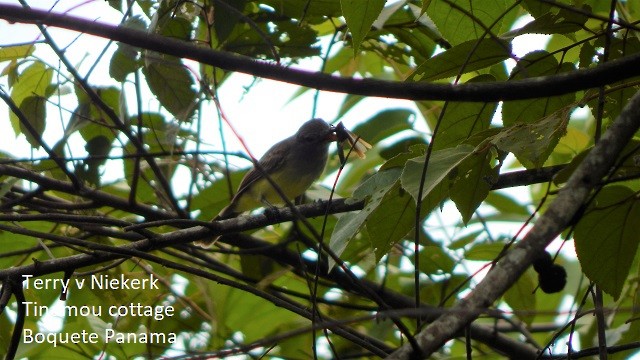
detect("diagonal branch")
[386,91,640,358]
[1,4,640,102]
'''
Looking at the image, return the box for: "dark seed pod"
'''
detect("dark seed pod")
[538,264,567,294]
[532,251,554,273]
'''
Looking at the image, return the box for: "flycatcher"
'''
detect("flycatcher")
[196,118,337,247]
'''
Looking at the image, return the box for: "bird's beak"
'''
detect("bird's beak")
[326,126,338,142]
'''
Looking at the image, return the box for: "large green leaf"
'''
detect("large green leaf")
[504,269,537,326]
[450,148,501,224]
[435,75,497,151]
[18,96,46,148]
[410,38,512,82]
[341,0,386,53]
[70,86,121,143]
[401,144,475,202]
[574,186,640,300]
[418,245,456,275]
[465,240,508,261]
[329,168,401,268]
[214,0,248,43]
[425,0,507,45]
[366,182,416,262]
[502,51,576,127]
[109,16,145,82]
[143,56,197,121]
[9,61,52,138]
[492,107,570,168]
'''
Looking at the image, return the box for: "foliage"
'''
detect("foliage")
[1,0,640,359]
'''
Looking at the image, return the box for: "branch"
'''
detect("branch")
[1,4,640,102]
[386,90,640,358]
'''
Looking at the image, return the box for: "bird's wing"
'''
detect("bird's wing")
[235,139,289,196]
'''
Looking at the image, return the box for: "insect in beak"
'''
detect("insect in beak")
[334,122,372,159]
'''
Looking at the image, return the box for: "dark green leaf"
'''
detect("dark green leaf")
[574,186,640,299]
[410,39,512,82]
[465,241,508,261]
[215,0,248,43]
[341,0,386,53]
[502,51,576,126]
[506,6,588,37]
[504,269,537,326]
[418,245,456,275]
[435,75,497,150]
[401,144,474,202]
[367,182,416,262]
[18,96,46,148]
[143,57,197,121]
[425,0,507,45]
[450,148,501,224]
[379,137,428,160]
[329,168,401,268]
[262,0,342,19]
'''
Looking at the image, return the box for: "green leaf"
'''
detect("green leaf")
[450,148,501,224]
[465,241,508,261]
[329,168,401,268]
[18,96,46,148]
[410,38,512,82]
[449,229,483,250]
[109,16,145,82]
[9,61,53,137]
[109,45,139,82]
[435,75,497,150]
[0,44,35,62]
[418,245,456,275]
[379,137,428,160]
[485,191,531,217]
[340,0,385,53]
[351,108,414,146]
[214,0,248,42]
[425,0,507,45]
[401,144,475,202]
[492,108,571,169]
[502,51,576,127]
[504,269,537,326]
[366,182,416,261]
[574,186,640,300]
[143,57,197,121]
[71,86,121,143]
[191,171,248,219]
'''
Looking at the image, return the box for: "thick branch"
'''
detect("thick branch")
[386,90,640,358]
[1,4,640,102]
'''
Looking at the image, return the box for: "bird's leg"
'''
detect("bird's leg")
[261,197,280,221]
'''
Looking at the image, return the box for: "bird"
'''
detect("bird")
[196,118,337,247]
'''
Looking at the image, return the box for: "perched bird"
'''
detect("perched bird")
[196,118,337,247]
